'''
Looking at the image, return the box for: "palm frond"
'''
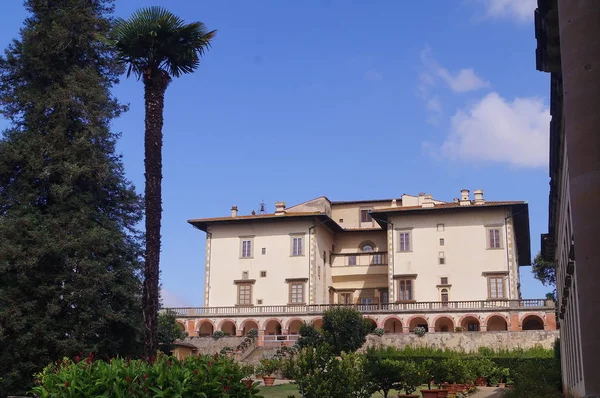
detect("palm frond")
[109,6,215,79]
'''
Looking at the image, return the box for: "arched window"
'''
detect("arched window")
[362,244,374,252]
[359,241,376,252]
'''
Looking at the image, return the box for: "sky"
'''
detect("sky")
[0,0,553,306]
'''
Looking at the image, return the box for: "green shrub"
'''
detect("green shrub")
[372,327,385,336]
[212,330,225,340]
[321,307,372,355]
[31,353,260,397]
[413,326,426,336]
[366,357,403,397]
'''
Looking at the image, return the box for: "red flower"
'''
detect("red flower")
[207,361,212,367]
[64,381,69,388]
[224,385,231,392]
[125,376,132,383]
[193,369,199,375]
[74,356,81,363]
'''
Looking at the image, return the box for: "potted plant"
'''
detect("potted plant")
[258,357,281,386]
[240,364,256,388]
[498,367,510,388]
[419,359,447,398]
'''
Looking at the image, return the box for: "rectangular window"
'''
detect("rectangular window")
[380,289,389,304]
[398,279,413,301]
[257,299,263,305]
[440,277,448,285]
[488,228,501,249]
[339,292,353,304]
[360,297,373,305]
[260,271,267,278]
[439,238,445,246]
[237,284,252,305]
[241,239,253,258]
[289,282,305,304]
[399,231,411,252]
[261,247,266,255]
[360,209,372,223]
[438,251,445,265]
[242,271,249,279]
[291,236,304,256]
[348,255,357,266]
[372,254,383,265]
[467,322,479,331]
[488,276,506,299]
[437,223,445,232]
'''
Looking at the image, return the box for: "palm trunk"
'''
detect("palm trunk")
[142,70,170,358]
[558,1,600,395]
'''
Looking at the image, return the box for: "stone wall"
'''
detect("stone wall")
[184,336,245,355]
[361,330,559,352]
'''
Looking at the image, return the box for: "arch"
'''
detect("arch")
[521,314,544,330]
[382,316,403,334]
[459,315,481,331]
[285,317,304,330]
[263,318,283,335]
[311,318,323,330]
[175,320,186,332]
[485,314,508,331]
[240,319,260,335]
[287,319,304,335]
[363,316,378,331]
[408,316,428,332]
[433,316,455,332]
[359,240,377,252]
[218,319,237,336]
[197,320,215,337]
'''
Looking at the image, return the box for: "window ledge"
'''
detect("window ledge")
[395,300,417,304]
[287,302,307,306]
[233,279,256,284]
[235,304,255,308]
[239,257,254,259]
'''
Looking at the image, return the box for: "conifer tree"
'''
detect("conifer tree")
[0,0,144,394]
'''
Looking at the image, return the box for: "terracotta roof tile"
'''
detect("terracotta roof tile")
[188,211,323,224]
[372,201,526,213]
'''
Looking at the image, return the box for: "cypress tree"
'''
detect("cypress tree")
[0,0,144,394]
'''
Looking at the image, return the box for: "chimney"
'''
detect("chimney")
[422,194,435,208]
[473,189,485,204]
[453,197,459,204]
[275,201,286,215]
[391,199,398,208]
[460,189,471,206]
[231,206,238,217]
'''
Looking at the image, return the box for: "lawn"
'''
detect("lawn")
[257,383,427,397]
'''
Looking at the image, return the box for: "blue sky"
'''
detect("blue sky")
[0,0,552,305]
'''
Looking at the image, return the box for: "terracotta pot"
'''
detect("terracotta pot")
[262,376,276,386]
[448,384,457,393]
[498,382,506,388]
[421,390,443,398]
[396,395,419,398]
[475,377,487,386]
[437,390,449,397]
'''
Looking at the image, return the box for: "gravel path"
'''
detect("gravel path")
[469,386,506,397]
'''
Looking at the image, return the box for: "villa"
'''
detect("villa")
[171,189,556,346]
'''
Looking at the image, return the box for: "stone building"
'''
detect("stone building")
[170,189,555,345]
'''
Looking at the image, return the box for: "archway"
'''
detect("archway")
[198,321,214,337]
[486,315,508,331]
[408,316,428,332]
[288,319,304,335]
[460,316,480,332]
[312,318,323,330]
[434,316,454,332]
[383,317,403,334]
[176,321,186,333]
[240,319,259,336]
[264,319,282,336]
[364,317,378,332]
[522,315,544,330]
[219,320,236,336]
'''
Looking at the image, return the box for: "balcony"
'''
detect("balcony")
[167,299,554,318]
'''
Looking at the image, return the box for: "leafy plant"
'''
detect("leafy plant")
[366,358,403,397]
[455,326,464,332]
[257,357,282,377]
[400,360,421,395]
[321,307,372,355]
[212,330,225,340]
[372,327,385,336]
[413,326,427,337]
[158,309,188,354]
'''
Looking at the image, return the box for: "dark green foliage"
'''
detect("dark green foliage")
[297,322,324,349]
[157,310,187,354]
[532,251,556,287]
[0,0,144,394]
[321,307,372,355]
[365,357,403,397]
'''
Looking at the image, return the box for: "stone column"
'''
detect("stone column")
[558,1,600,396]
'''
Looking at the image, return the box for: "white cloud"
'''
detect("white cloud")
[476,0,537,23]
[437,92,550,168]
[161,288,189,308]
[420,47,489,93]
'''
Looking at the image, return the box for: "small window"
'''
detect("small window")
[439,238,445,246]
[257,299,263,305]
[318,266,321,280]
[237,284,252,305]
[488,275,506,299]
[440,277,448,285]
[361,297,374,305]
[242,271,249,279]
[468,322,480,331]
[289,282,305,304]
[437,223,445,232]
[360,209,372,223]
[323,251,327,263]
[362,244,374,252]
[261,247,266,255]
[380,289,389,304]
[398,279,413,301]
[438,251,445,265]
[372,253,384,265]
[291,236,304,256]
[339,218,344,223]
[348,255,357,266]
[241,239,253,258]
[488,228,502,249]
[441,288,449,305]
[260,271,267,278]
[398,231,411,252]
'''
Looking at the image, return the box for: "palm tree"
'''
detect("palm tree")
[111,7,215,357]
